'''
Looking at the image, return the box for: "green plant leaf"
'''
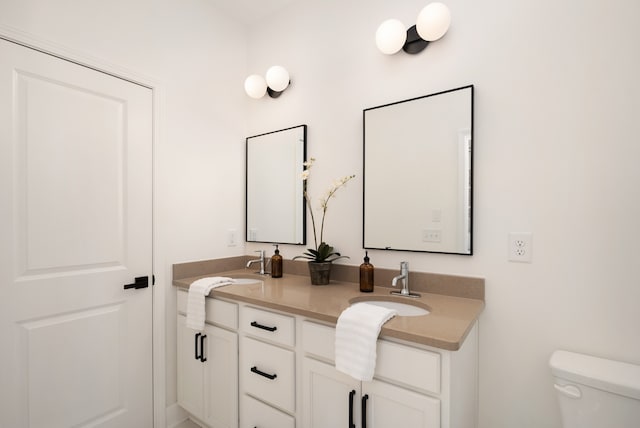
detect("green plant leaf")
[290,242,351,262]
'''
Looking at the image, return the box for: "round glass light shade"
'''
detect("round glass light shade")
[244,74,267,99]
[416,2,451,42]
[265,66,290,92]
[375,19,407,55]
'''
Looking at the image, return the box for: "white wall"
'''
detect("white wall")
[0,0,249,420]
[3,0,640,427]
[244,0,640,427]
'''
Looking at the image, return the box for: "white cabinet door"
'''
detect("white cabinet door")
[0,38,153,428]
[303,357,441,428]
[302,357,361,428]
[178,314,239,428]
[363,380,441,428]
[202,323,238,428]
[177,314,205,419]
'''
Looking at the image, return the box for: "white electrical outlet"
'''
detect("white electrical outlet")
[227,229,237,247]
[508,232,532,262]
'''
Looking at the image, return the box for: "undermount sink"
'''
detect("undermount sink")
[224,274,265,285]
[231,278,263,285]
[350,296,430,317]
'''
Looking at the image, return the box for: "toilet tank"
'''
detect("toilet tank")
[549,350,640,428]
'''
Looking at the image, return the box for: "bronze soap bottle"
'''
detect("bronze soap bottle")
[271,244,283,278]
[359,251,374,292]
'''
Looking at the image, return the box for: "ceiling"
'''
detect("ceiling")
[209,0,300,25]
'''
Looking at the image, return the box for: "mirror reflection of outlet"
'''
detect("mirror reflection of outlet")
[248,228,258,241]
[422,229,442,243]
[508,232,532,262]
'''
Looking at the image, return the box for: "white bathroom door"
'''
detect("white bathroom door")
[0,38,153,427]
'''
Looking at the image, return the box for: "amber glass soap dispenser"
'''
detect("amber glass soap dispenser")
[271,244,283,278]
[359,251,374,292]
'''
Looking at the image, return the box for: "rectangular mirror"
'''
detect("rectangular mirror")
[246,125,307,245]
[363,85,473,255]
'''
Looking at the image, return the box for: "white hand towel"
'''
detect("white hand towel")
[186,277,235,331]
[334,302,397,381]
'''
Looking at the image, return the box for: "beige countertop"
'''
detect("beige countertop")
[173,266,484,351]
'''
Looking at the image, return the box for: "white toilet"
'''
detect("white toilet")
[549,350,640,427]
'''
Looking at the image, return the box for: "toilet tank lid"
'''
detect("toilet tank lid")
[550,350,640,400]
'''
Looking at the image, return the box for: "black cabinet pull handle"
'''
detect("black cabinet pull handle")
[194,333,201,360]
[199,334,207,362]
[348,390,356,428]
[362,394,369,428]
[250,321,277,332]
[250,366,277,380]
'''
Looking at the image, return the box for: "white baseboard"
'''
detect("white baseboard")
[166,403,190,428]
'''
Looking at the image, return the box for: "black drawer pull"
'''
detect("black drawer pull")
[348,390,356,428]
[251,321,277,332]
[362,394,369,428]
[250,366,277,380]
[194,333,201,360]
[199,334,207,362]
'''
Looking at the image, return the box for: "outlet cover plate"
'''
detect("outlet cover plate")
[508,232,532,263]
[227,229,238,247]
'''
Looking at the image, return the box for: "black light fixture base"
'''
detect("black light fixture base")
[267,80,291,98]
[402,25,429,54]
[267,88,283,98]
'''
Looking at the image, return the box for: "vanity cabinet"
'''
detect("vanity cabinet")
[175,287,479,428]
[301,320,477,428]
[176,291,239,428]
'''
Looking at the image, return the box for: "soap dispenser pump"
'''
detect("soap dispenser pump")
[271,244,283,278]
[359,251,374,292]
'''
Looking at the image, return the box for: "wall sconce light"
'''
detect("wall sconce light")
[244,65,291,99]
[376,2,451,55]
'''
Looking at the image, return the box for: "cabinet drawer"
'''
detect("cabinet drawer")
[302,320,441,394]
[241,337,295,413]
[376,340,441,394]
[240,306,295,347]
[177,289,238,330]
[241,395,295,428]
[302,320,335,362]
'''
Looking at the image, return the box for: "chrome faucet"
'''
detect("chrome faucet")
[246,250,266,275]
[390,261,420,298]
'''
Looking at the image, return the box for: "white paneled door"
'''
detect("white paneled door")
[0,39,153,427]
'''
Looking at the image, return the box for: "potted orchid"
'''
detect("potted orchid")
[293,158,355,285]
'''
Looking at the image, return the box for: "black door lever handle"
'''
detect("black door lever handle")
[124,276,149,290]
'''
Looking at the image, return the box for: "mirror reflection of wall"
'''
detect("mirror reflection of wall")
[246,125,307,245]
[363,85,474,255]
